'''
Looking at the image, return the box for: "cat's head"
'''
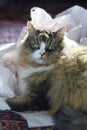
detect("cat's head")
[18,23,66,67]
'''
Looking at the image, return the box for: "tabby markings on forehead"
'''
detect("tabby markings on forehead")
[39,32,49,38]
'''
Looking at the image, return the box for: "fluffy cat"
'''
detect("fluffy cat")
[1,22,87,129]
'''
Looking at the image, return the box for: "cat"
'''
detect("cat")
[1,22,87,130]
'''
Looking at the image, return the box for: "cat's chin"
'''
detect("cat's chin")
[36,59,47,64]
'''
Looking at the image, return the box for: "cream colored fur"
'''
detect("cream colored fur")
[1,27,87,115]
[48,36,87,114]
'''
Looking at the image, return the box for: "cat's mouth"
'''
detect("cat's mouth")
[34,53,57,65]
[35,58,47,64]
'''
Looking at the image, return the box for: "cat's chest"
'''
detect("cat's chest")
[17,65,54,96]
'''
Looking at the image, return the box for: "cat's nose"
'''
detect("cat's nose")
[41,52,45,56]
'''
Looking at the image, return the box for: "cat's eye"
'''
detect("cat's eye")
[30,35,40,49]
[34,44,39,49]
[32,44,40,49]
[49,46,54,50]
[46,46,54,52]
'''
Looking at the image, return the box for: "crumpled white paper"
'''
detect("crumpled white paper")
[56,5,87,44]
[0,5,87,98]
[0,64,17,97]
[0,43,18,98]
[30,7,76,32]
[30,6,87,44]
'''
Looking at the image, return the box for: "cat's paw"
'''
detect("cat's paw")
[0,97,11,110]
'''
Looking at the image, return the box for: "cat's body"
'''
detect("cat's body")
[1,23,87,129]
[17,40,87,114]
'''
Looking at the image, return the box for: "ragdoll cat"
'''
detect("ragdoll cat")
[1,22,87,130]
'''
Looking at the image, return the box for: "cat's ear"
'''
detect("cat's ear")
[27,21,36,34]
[56,27,66,38]
[55,27,66,49]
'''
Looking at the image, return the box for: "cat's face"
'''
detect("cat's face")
[19,23,66,67]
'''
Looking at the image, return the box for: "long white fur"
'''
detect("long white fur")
[32,42,46,59]
[19,65,54,79]
[17,65,54,96]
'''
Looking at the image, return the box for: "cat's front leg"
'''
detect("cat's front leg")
[6,94,44,112]
[6,96,34,112]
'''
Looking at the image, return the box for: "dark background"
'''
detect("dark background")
[0,0,87,44]
[0,0,87,21]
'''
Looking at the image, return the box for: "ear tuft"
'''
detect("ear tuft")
[27,21,36,34]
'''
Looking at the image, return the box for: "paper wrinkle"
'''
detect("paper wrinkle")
[55,5,87,43]
[0,64,17,98]
[18,111,54,128]
[30,7,52,26]
[17,26,29,47]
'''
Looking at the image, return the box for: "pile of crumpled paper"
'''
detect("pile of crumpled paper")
[29,5,87,45]
[0,5,87,98]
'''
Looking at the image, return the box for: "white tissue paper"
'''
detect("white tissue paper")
[0,5,87,98]
[0,43,18,98]
[0,64,17,97]
[56,5,87,43]
[30,6,87,44]
[30,7,76,32]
